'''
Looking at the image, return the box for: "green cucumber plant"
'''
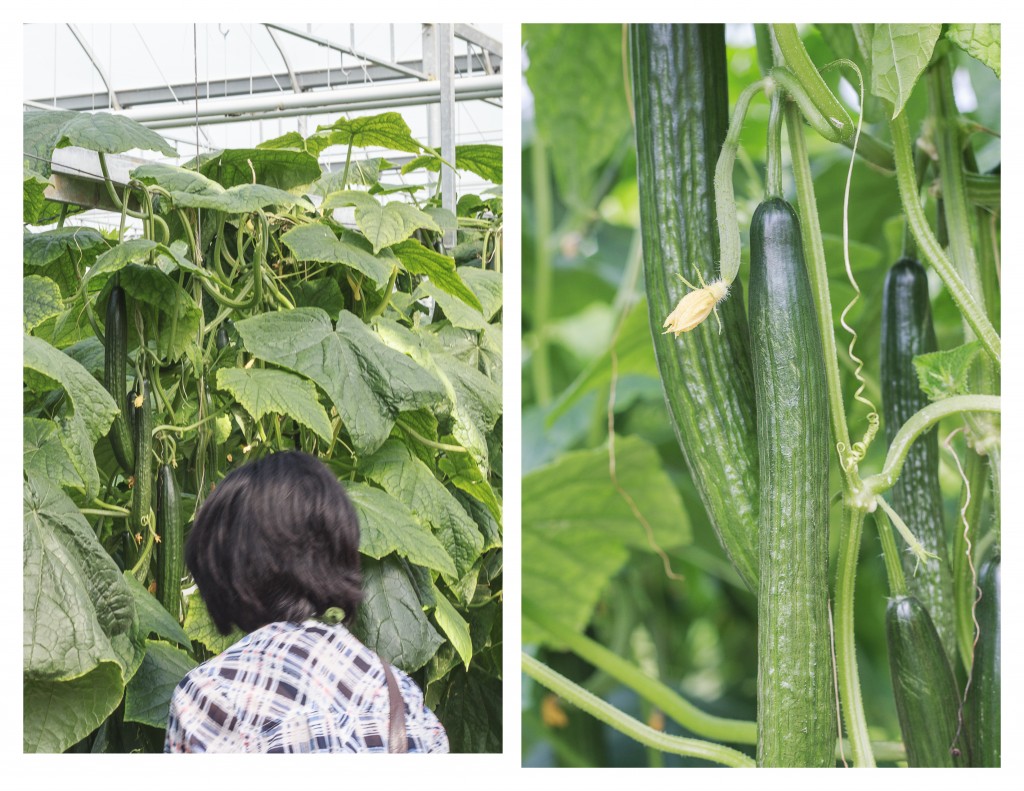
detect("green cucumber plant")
[23,108,503,753]
[522,22,999,768]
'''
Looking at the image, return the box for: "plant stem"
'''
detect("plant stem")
[784,103,854,468]
[525,603,757,745]
[753,24,775,76]
[772,24,853,141]
[397,421,468,454]
[531,139,554,405]
[889,112,1000,365]
[873,509,908,597]
[765,89,784,198]
[521,653,756,767]
[367,265,399,319]
[835,506,875,767]
[927,58,987,318]
[340,141,354,189]
[715,78,768,285]
[864,395,1000,495]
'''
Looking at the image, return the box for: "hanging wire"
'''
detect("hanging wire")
[134,24,181,103]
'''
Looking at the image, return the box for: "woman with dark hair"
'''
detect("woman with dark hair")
[164,451,448,753]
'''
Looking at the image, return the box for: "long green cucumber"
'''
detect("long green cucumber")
[967,555,1000,766]
[130,378,154,568]
[104,285,135,473]
[630,23,760,591]
[748,197,835,767]
[881,257,957,661]
[886,595,970,766]
[155,464,183,618]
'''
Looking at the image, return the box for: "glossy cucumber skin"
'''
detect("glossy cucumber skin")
[131,379,154,557]
[104,285,135,473]
[748,197,835,767]
[881,258,957,660]
[886,595,970,766]
[155,464,183,618]
[967,556,1000,766]
[631,23,760,591]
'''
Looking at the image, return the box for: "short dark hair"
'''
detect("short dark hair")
[185,451,363,634]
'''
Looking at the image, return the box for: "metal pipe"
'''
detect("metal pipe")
[116,74,501,124]
[263,22,427,80]
[142,88,502,130]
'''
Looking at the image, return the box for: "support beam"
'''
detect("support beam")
[263,23,427,80]
[114,75,501,126]
[454,24,503,58]
[29,54,500,112]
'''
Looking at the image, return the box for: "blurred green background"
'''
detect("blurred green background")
[520,23,999,767]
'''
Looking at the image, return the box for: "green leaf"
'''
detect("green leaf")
[132,162,312,212]
[24,171,50,224]
[313,158,391,193]
[457,266,503,320]
[183,593,244,655]
[913,341,984,401]
[21,476,146,755]
[24,227,107,297]
[346,482,457,577]
[24,662,125,753]
[55,111,177,157]
[124,640,197,729]
[24,334,119,496]
[192,148,322,191]
[946,24,1000,77]
[255,130,307,151]
[431,586,473,670]
[416,279,487,330]
[871,24,942,117]
[354,556,444,672]
[393,239,482,312]
[433,666,502,753]
[24,109,78,176]
[234,308,444,455]
[361,440,483,578]
[311,112,424,155]
[437,443,502,526]
[451,144,503,184]
[216,367,333,443]
[402,144,503,184]
[324,191,442,253]
[522,435,691,644]
[24,417,85,494]
[24,275,63,332]
[291,277,344,320]
[524,24,632,205]
[122,572,191,647]
[84,238,159,285]
[280,222,394,285]
[376,320,501,472]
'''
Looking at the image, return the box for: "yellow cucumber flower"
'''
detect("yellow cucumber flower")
[663,278,728,335]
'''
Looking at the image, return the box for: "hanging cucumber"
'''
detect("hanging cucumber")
[104,284,135,474]
[155,464,183,618]
[881,257,957,661]
[748,197,835,767]
[886,595,970,766]
[130,378,154,573]
[630,23,760,591]
[967,555,1000,766]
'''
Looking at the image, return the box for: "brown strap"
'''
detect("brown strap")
[381,660,407,753]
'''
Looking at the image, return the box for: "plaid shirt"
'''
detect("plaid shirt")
[164,619,449,753]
